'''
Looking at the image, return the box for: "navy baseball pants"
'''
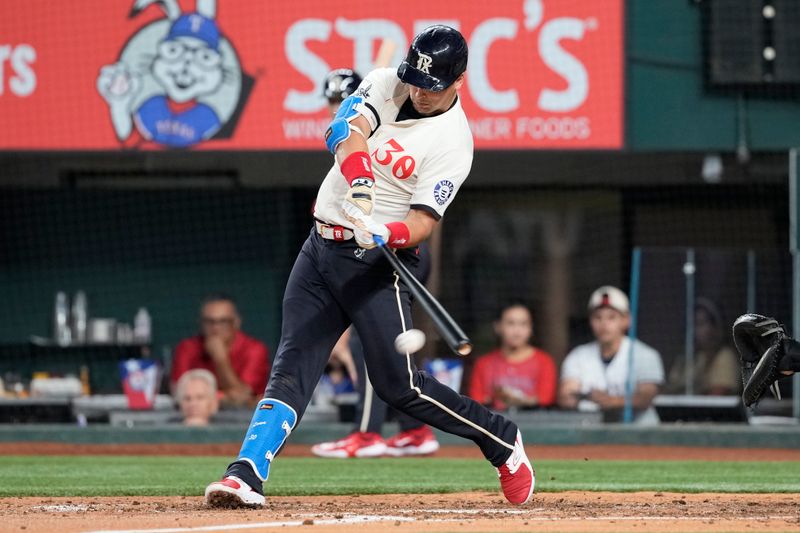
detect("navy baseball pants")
[227,229,518,487]
[349,327,423,434]
[351,240,431,434]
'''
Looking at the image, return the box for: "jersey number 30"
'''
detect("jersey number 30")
[372,138,416,180]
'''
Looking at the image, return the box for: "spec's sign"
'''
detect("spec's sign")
[0,0,622,150]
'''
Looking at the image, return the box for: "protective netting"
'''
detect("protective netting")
[0,0,798,409]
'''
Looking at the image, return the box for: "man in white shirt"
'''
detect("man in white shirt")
[558,286,664,424]
[205,25,534,509]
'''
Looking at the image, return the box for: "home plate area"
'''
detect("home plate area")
[3,491,799,533]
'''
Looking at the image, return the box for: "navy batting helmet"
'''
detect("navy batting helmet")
[397,25,468,92]
[322,68,363,102]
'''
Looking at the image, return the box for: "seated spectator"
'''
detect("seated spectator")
[175,369,219,426]
[469,303,557,410]
[171,293,269,407]
[558,286,664,424]
[312,351,356,406]
[666,297,740,395]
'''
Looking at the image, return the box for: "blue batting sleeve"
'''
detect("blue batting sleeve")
[237,398,298,481]
[324,95,363,153]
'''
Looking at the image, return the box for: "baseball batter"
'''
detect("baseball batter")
[205,25,534,508]
[313,67,440,459]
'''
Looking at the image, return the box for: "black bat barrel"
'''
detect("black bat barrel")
[375,239,472,356]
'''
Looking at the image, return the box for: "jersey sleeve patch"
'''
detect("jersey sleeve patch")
[433,180,455,206]
[354,83,372,99]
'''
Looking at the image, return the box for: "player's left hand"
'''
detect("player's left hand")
[342,178,375,225]
[733,313,787,406]
[353,218,389,249]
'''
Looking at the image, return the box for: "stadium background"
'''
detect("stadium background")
[2,1,800,531]
[1,0,799,395]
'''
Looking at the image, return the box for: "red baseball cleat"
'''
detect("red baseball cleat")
[385,425,440,457]
[497,430,535,505]
[310,431,387,458]
[204,476,265,508]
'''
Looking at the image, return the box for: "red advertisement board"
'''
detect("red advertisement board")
[0,0,623,150]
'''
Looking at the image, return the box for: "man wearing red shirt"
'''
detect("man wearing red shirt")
[469,303,557,410]
[171,294,269,407]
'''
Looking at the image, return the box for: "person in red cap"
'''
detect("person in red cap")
[558,286,664,424]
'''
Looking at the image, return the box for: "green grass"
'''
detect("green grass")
[1,456,799,497]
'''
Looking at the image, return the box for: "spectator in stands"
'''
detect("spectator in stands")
[171,293,269,407]
[558,286,664,424]
[666,297,740,395]
[311,348,356,406]
[175,369,219,426]
[469,303,557,410]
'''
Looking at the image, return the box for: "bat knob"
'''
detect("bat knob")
[457,342,473,356]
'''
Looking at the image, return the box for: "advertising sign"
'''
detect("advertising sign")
[0,0,622,149]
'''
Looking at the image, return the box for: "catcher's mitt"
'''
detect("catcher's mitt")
[732,313,785,407]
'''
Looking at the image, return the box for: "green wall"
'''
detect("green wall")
[0,189,315,361]
[626,0,800,150]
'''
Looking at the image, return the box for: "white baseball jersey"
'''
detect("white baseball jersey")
[561,336,665,425]
[314,67,474,227]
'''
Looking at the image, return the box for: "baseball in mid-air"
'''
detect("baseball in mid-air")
[394,329,426,354]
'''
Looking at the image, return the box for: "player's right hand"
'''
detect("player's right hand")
[352,217,389,250]
[342,178,375,226]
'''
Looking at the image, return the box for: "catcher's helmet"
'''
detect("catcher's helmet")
[322,68,363,102]
[397,25,468,92]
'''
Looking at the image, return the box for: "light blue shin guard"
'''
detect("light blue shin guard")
[237,398,298,481]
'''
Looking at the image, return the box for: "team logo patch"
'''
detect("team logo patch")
[354,248,366,260]
[433,180,454,206]
[354,83,372,98]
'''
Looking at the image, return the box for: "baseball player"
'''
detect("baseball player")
[205,25,534,508]
[312,68,440,459]
[732,313,800,406]
[322,68,363,119]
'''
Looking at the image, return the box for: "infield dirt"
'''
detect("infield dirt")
[2,491,799,533]
[1,444,799,532]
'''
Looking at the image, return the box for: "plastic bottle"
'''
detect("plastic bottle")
[71,291,88,344]
[134,307,152,344]
[54,292,72,346]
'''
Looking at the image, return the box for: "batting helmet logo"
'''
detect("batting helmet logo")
[416,52,433,74]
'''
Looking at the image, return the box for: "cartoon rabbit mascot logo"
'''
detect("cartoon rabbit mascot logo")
[97,0,251,148]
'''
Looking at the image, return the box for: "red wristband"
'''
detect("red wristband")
[385,222,410,248]
[340,151,374,186]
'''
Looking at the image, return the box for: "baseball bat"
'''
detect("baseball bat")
[374,235,473,356]
[374,39,397,68]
